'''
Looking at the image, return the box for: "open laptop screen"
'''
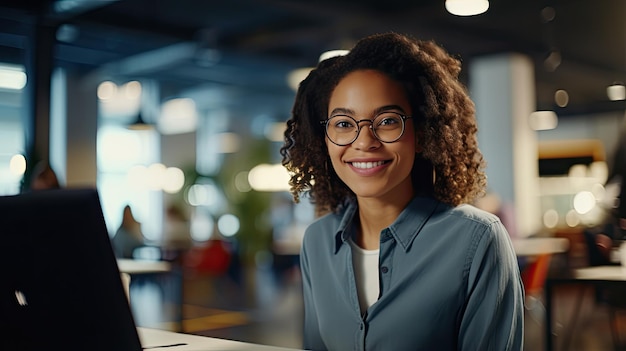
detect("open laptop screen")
[0,188,142,351]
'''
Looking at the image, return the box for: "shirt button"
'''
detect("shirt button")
[381,266,389,273]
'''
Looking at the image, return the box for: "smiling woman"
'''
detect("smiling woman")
[280,32,524,351]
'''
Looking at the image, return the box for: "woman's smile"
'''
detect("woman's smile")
[349,160,389,170]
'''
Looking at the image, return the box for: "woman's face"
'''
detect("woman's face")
[326,69,418,204]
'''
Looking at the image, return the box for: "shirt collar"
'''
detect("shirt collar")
[334,196,442,254]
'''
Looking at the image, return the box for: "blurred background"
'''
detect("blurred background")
[0,0,625,350]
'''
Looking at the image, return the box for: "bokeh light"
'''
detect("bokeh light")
[217,214,240,237]
[9,154,26,176]
[573,191,595,214]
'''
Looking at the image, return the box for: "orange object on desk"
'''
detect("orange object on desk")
[521,253,552,296]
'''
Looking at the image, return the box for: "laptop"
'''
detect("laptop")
[0,188,143,351]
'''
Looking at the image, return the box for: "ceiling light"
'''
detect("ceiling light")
[607,83,626,101]
[287,49,350,91]
[540,6,556,23]
[127,112,155,131]
[248,163,290,192]
[543,50,561,72]
[554,89,569,107]
[97,81,117,100]
[9,154,26,176]
[158,98,198,135]
[529,111,558,131]
[318,49,349,62]
[0,64,27,90]
[445,0,489,16]
[286,67,313,91]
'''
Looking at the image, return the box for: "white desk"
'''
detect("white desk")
[117,258,172,274]
[512,237,569,257]
[573,265,626,281]
[139,327,303,351]
[117,259,182,329]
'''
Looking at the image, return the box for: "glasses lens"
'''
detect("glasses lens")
[373,112,404,142]
[326,115,358,145]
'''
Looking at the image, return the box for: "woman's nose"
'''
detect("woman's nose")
[352,124,380,150]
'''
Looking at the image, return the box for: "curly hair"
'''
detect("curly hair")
[280,32,486,214]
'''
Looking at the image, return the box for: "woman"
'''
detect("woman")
[280,33,524,350]
[111,205,145,259]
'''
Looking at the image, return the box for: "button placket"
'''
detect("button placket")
[378,229,394,296]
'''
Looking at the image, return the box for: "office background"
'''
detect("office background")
[0,1,625,349]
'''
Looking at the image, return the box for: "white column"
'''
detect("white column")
[50,68,98,187]
[470,53,541,238]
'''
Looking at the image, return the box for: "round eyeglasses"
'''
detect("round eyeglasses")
[320,112,412,146]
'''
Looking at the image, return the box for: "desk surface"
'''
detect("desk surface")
[138,327,303,351]
[117,259,171,274]
[573,265,626,281]
[512,237,569,257]
[546,265,626,283]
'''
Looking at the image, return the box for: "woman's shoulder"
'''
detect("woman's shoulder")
[447,203,502,227]
[305,211,342,235]
[301,208,349,248]
[436,203,511,243]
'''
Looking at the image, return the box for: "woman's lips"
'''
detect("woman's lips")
[347,160,390,174]
[350,160,387,169]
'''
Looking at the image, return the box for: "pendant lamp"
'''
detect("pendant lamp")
[127,111,154,130]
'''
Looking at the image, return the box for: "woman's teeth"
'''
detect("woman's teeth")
[351,161,385,169]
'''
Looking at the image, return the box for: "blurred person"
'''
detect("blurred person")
[606,122,626,240]
[281,32,523,350]
[30,161,61,190]
[163,205,192,248]
[111,205,145,259]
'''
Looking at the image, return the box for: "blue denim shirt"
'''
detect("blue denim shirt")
[300,196,524,351]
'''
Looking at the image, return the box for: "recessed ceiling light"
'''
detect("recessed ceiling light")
[554,89,569,107]
[445,0,489,16]
[607,83,626,101]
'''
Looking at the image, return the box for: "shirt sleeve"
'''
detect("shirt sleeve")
[459,220,525,351]
[300,240,327,351]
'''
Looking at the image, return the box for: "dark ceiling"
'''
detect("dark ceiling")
[0,0,625,117]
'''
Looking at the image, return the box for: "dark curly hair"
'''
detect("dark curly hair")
[280,32,486,214]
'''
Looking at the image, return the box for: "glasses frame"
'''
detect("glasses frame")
[320,112,413,146]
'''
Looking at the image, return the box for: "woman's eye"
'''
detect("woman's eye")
[376,114,401,127]
[332,118,356,129]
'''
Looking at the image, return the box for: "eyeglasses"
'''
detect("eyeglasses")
[320,112,412,146]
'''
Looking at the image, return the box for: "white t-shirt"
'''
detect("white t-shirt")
[349,238,380,314]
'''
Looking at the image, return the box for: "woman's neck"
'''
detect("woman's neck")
[354,197,410,250]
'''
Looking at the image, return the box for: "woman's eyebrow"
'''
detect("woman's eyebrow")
[373,105,408,115]
[328,107,355,116]
[329,105,408,117]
